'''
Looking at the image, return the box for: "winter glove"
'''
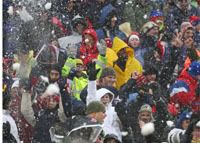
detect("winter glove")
[149,82,161,102]
[86,61,100,81]
[68,67,78,80]
[97,39,107,56]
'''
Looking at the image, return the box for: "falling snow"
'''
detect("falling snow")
[3,0,200,143]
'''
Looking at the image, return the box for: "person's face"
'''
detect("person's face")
[183,29,194,39]
[76,24,85,34]
[196,24,200,32]
[196,75,200,80]
[179,0,189,11]
[182,119,191,130]
[51,40,59,48]
[147,27,159,37]
[139,111,152,123]
[129,38,140,48]
[94,111,106,123]
[111,16,117,27]
[192,128,200,141]
[146,74,157,82]
[76,64,84,76]
[84,34,95,46]
[49,70,60,82]
[76,64,84,72]
[66,0,75,11]
[117,48,128,61]
[101,94,111,106]
[101,75,116,87]
[46,96,58,109]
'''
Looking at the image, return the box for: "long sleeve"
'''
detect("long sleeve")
[86,80,97,105]
[58,96,67,122]
[21,91,36,127]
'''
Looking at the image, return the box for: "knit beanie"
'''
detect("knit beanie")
[44,83,60,103]
[150,10,163,22]
[100,67,116,79]
[190,16,200,26]
[139,104,152,113]
[86,101,105,114]
[75,59,83,65]
[180,22,193,33]
[175,111,192,129]
[128,32,140,44]
[188,61,200,77]
[141,21,158,34]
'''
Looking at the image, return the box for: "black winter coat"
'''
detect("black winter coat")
[32,108,60,143]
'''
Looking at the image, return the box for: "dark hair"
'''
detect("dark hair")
[71,18,87,30]
[104,134,121,143]
[3,95,11,110]
[143,65,158,76]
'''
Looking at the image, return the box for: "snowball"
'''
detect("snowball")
[141,122,155,136]
[85,38,89,43]
[45,2,52,10]
[12,63,20,71]
[45,84,60,96]
[7,6,14,15]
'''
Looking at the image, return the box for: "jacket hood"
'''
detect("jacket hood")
[96,88,114,103]
[82,28,98,44]
[98,4,116,26]
[112,37,134,57]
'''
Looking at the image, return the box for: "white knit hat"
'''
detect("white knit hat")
[44,84,60,96]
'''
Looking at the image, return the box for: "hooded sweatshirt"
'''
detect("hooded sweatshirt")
[106,37,143,89]
[87,81,122,141]
[79,28,99,65]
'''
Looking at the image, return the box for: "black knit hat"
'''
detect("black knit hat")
[104,134,121,143]
[86,101,105,114]
[100,67,116,79]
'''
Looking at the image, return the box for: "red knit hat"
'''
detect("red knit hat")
[190,16,200,26]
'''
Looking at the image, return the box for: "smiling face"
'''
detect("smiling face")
[138,111,152,123]
[101,93,112,106]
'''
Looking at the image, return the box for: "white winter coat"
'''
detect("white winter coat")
[87,81,122,141]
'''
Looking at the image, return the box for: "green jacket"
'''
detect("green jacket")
[71,74,88,100]
[62,57,77,77]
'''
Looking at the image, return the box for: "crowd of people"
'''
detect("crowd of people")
[2,0,200,143]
